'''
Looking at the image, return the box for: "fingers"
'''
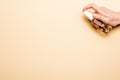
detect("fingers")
[93,13,109,24]
[83,3,106,15]
[82,3,109,24]
[100,6,112,13]
[83,3,105,15]
[100,7,113,17]
[83,3,113,17]
[83,3,98,11]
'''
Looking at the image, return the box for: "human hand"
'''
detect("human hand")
[83,3,120,27]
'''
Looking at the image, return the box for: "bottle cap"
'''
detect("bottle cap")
[84,11,93,20]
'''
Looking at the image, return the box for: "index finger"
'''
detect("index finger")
[83,3,103,14]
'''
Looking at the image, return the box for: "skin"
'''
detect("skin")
[83,3,120,27]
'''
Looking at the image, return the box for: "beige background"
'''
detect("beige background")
[0,0,120,80]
